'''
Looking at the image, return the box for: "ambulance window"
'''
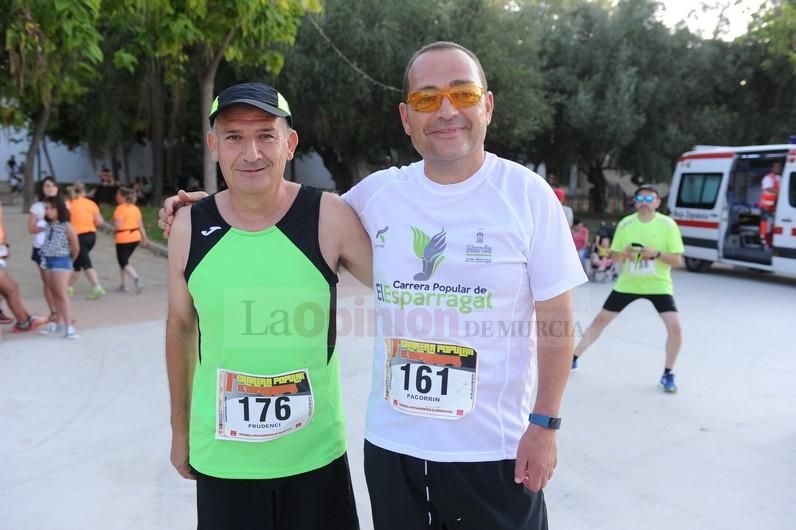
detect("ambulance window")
[676,173,722,209]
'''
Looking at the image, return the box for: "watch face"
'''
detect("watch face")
[549,417,562,429]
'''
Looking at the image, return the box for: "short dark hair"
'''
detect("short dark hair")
[402,42,487,100]
[44,195,70,223]
[634,184,659,197]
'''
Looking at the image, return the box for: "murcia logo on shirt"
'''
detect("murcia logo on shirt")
[374,226,389,248]
[411,226,446,281]
[201,226,222,237]
[465,229,492,263]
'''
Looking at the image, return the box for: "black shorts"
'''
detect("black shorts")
[602,290,678,313]
[31,247,41,265]
[364,441,547,530]
[115,242,138,268]
[195,453,359,530]
[73,232,96,271]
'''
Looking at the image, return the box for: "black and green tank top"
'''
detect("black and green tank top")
[185,186,343,479]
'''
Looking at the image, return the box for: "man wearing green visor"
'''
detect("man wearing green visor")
[165,82,371,529]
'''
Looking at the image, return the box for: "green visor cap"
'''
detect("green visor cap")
[209,82,292,127]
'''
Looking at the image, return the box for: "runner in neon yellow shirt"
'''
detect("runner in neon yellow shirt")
[573,184,685,392]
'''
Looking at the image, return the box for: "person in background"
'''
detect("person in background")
[552,184,574,228]
[573,185,684,393]
[28,176,60,322]
[98,166,114,186]
[38,195,80,339]
[0,203,11,325]
[0,202,47,336]
[68,182,106,299]
[113,187,149,293]
[571,218,590,272]
[6,155,16,180]
[758,161,782,248]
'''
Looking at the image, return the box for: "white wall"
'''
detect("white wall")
[288,151,336,190]
[1,127,152,185]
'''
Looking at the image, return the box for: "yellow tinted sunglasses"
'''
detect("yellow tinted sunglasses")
[406,83,486,113]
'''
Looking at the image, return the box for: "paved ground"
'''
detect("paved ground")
[2,200,795,529]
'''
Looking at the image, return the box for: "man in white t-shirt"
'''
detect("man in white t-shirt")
[345,41,585,530]
[159,41,586,530]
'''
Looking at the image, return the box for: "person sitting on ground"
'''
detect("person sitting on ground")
[0,203,47,334]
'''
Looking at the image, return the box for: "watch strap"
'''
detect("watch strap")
[528,413,561,430]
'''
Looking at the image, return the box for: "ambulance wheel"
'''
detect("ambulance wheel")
[685,257,712,272]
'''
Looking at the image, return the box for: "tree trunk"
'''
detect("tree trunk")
[316,145,353,192]
[587,162,607,213]
[21,105,52,211]
[122,145,131,187]
[150,62,166,205]
[110,147,121,184]
[42,138,56,179]
[192,30,236,194]
[198,71,216,193]
[165,80,185,193]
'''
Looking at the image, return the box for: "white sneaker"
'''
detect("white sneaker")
[40,323,65,335]
[65,326,79,340]
[134,277,144,294]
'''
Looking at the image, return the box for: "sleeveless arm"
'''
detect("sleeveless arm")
[165,207,198,479]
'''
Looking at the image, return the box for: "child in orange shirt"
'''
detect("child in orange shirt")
[112,188,149,293]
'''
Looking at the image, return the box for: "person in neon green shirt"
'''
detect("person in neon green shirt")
[572,184,685,393]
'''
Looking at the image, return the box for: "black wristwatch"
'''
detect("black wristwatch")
[528,413,561,430]
[655,251,661,258]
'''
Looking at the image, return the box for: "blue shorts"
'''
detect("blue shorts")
[41,255,73,272]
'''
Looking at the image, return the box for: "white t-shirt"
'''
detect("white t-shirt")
[29,201,47,248]
[344,153,587,462]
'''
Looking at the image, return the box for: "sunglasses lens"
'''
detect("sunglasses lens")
[450,86,483,107]
[408,92,443,112]
[408,84,484,112]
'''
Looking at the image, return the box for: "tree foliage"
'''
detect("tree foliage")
[278,0,550,190]
[2,0,794,212]
[3,0,103,209]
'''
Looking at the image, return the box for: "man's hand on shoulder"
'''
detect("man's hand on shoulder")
[158,189,208,238]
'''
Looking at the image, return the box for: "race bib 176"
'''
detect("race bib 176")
[216,368,313,442]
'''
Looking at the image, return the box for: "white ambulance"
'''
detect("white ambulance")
[667,143,796,276]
